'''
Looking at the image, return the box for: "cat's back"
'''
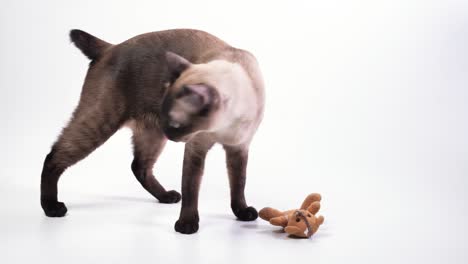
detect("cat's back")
[89,29,263,121]
[116,29,230,62]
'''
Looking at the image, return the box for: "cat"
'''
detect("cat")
[40,29,265,234]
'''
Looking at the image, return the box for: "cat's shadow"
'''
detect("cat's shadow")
[95,194,156,204]
[67,194,158,210]
[66,199,331,241]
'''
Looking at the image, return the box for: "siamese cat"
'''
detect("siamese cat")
[40,29,265,234]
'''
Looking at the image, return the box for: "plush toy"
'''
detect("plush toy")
[259,193,324,238]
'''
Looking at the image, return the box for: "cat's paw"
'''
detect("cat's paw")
[174,219,199,234]
[157,190,181,204]
[41,200,68,217]
[233,206,258,221]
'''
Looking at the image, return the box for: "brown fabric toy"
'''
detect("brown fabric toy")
[259,193,324,238]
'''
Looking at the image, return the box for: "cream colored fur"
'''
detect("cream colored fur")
[172,59,261,146]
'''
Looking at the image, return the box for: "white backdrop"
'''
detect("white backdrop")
[1,0,467,263]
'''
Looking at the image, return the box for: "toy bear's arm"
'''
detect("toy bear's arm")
[259,207,283,221]
[260,207,290,227]
[269,216,288,227]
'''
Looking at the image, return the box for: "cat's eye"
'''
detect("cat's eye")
[296,218,300,222]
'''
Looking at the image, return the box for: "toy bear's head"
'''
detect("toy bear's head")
[284,201,324,238]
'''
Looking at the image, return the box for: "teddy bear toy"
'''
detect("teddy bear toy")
[258,193,324,238]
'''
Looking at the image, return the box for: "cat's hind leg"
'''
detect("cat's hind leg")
[40,87,126,217]
[130,122,181,203]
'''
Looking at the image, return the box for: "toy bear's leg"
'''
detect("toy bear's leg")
[300,193,322,210]
[259,207,283,221]
[317,215,324,226]
[311,215,325,235]
[307,201,321,215]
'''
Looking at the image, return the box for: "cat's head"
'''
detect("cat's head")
[160,52,222,142]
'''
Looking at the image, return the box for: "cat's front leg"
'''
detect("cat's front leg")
[174,139,214,234]
[224,145,258,221]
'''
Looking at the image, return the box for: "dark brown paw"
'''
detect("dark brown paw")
[42,201,67,217]
[175,219,199,234]
[233,206,258,221]
[157,190,181,204]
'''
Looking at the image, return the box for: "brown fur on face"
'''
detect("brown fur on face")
[160,56,222,142]
[40,29,265,235]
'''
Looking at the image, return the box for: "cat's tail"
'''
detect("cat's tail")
[69,29,112,61]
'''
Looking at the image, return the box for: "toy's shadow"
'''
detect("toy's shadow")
[254,226,289,239]
[238,221,288,239]
[242,223,332,241]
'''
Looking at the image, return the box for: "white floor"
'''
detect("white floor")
[2,0,468,263]
[1,132,467,264]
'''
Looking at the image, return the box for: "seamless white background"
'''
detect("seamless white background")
[1,0,468,263]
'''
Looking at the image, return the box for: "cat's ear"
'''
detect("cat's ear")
[183,84,210,105]
[180,84,219,115]
[165,52,191,82]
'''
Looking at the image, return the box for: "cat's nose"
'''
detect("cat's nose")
[164,131,181,142]
[169,120,181,128]
[162,125,183,142]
